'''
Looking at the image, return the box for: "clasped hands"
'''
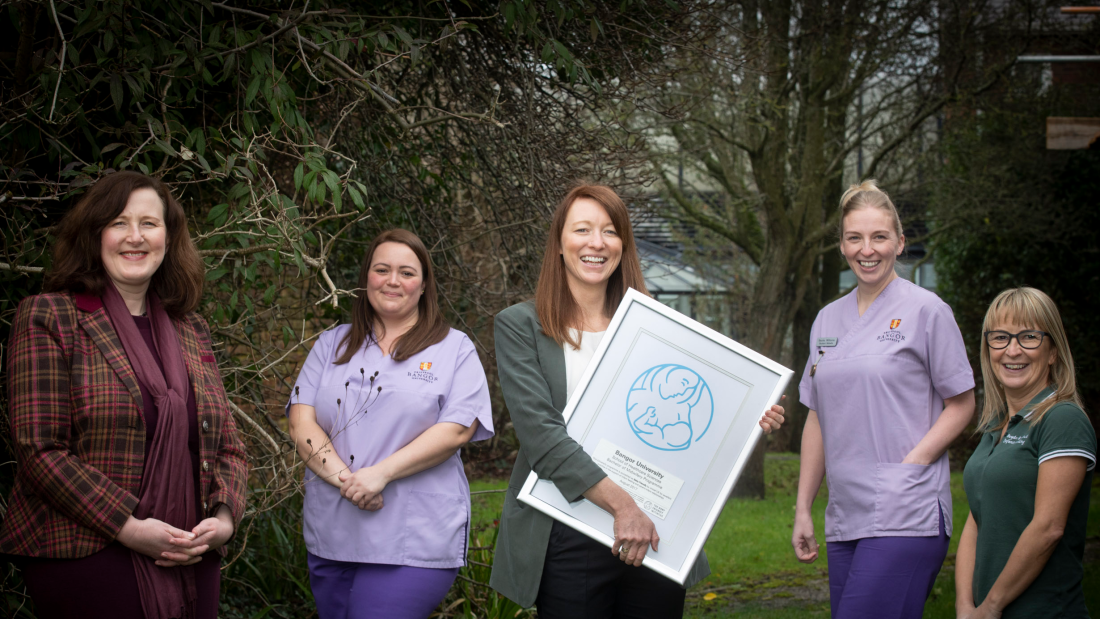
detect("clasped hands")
[337,465,387,511]
[117,506,234,567]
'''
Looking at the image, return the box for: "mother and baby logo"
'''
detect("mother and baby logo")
[626,364,714,452]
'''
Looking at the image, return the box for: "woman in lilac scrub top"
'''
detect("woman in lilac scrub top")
[792,180,976,619]
[287,229,494,619]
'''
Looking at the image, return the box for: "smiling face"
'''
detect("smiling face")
[841,206,904,292]
[560,197,624,296]
[100,188,168,296]
[366,241,424,324]
[989,320,1056,407]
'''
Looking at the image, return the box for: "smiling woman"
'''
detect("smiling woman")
[489,184,787,618]
[793,180,976,619]
[956,288,1095,619]
[285,228,495,619]
[0,171,247,619]
[98,188,169,306]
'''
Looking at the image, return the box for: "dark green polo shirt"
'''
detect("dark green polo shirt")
[963,387,1096,619]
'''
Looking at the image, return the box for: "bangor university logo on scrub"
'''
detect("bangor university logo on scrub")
[878,319,906,343]
[409,362,437,383]
[626,364,714,452]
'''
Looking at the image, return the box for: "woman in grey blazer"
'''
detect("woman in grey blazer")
[489,184,785,618]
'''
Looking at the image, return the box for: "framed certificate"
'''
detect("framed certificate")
[516,288,793,584]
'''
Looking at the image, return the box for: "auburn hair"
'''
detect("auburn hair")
[534,184,649,349]
[977,287,1083,433]
[43,171,205,318]
[334,228,449,364]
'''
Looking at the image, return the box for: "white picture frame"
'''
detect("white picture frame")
[516,288,793,584]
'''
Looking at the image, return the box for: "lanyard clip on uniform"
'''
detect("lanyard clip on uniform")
[810,351,824,377]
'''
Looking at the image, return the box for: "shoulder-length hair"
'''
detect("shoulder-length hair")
[534,184,649,349]
[978,287,1083,433]
[334,228,449,364]
[43,171,205,318]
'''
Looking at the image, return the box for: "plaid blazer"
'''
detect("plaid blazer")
[0,292,248,559]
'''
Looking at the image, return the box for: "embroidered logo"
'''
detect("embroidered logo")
[877,320,906,343]
[408,362,437,383]
[1002,434,1028,446]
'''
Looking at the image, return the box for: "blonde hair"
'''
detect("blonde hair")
[978,287,1083,433]
[839,179,904,240]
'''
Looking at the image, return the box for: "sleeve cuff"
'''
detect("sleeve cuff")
[1038,449,1096,471]
[438,407,495,442]
[544,445,608,502]
[286,386,318,416]
[104,492,140,540]
[935,370,976,400]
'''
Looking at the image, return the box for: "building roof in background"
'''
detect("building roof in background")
[636,238,728,294]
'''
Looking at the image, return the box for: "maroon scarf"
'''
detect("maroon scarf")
[102,284,198,619]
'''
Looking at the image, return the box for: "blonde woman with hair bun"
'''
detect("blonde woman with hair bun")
[955,287,1095,619]
[792,180,976,618]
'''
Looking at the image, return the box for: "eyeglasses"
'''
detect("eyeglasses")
[983,330,1050,350]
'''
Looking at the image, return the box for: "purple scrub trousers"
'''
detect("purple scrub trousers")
[308,553,459,619]
[826,507,949,619]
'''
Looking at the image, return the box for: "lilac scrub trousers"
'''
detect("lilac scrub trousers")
[799,279,974,618]
[289,326,494,618]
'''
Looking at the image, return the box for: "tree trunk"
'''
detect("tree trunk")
[729,441,767,498]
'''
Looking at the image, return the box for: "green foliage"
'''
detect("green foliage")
[220,491,315,618]
[0,0,711,614]
[931,91,1100,420]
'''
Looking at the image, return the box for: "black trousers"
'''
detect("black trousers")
[535,520,686,619]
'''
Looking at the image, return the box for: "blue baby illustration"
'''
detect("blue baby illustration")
[626,364,714,451]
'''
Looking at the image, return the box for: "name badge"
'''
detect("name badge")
[817,337,838,347]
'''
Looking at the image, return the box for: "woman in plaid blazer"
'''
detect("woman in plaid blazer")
[0,172,248,619]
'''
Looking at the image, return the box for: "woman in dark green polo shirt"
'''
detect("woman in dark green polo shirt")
[956,287,1096,619]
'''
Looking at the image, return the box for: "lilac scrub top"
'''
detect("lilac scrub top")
[288,325,494,568]
[799,278,974,543]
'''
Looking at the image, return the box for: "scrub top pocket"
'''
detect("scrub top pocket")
[872,463,940,535]
[403,490,468,565]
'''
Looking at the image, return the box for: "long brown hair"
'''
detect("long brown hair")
[535,184,648,349]
[43,171,205,318]
[978,287,1083,433]
[334,228,449,364]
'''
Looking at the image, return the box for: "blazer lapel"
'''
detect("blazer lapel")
[174,317,208,416]
[536,330,567,411]
[74,293,143,412]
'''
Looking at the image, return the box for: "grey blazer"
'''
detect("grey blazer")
[488,301,709,607]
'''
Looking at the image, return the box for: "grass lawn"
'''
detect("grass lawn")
[686,454,1100,618]
[467,454,1100,618]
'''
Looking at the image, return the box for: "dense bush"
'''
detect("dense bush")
[931,87,1100,439]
